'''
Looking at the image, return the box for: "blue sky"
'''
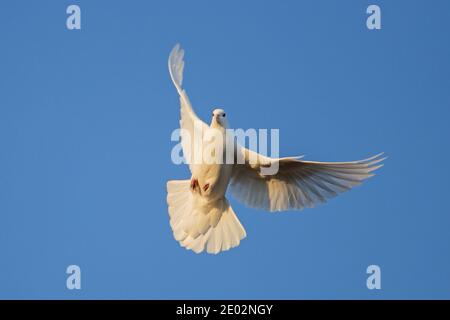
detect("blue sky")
[1,0,449,299]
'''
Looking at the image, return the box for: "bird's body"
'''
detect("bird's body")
[166,44,385,254]
[190,124,233,202]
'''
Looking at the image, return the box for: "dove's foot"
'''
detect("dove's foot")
[190,178,199,191]
[203,183,210,192]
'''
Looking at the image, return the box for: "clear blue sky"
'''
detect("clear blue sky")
[1,0,449,299]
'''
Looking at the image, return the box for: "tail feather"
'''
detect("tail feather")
[166,180,246,254]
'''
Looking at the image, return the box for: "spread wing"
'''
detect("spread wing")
[168,44,208,170]
[230,146,385,212]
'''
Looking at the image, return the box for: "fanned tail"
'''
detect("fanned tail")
[166,180,246,254]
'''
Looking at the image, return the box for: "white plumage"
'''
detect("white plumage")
[166,44,385,254]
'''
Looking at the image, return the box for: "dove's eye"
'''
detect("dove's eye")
[222,113,226,117]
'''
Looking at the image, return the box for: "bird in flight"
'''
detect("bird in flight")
[166,44,385,254]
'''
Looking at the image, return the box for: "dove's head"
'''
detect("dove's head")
[211,108,228,128]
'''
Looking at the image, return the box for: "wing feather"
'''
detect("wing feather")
[230,147,385,212]
[168,44,208,171]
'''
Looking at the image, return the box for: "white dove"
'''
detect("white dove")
[166,44,385,254]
